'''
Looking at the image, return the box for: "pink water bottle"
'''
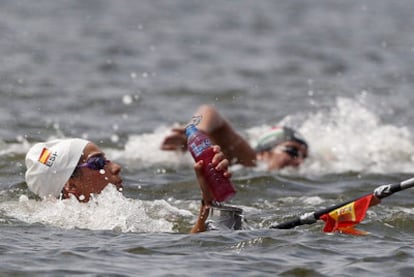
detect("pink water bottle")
[185,124,236,202]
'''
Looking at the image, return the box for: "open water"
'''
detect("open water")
[1,0,414,276]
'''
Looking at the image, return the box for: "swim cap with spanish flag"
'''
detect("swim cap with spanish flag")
[25,138,89,199]
[254,126,308,152]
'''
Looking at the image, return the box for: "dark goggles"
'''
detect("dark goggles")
[77,156,110,170]
[280,146,305,159]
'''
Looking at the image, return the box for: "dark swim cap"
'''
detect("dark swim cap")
[254,126,308,153]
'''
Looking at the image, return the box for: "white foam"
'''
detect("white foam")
[123,125,192,170]
[0,137,31,156]
[0,185,192,233]
[298,97,414,175]
[114,97,414,176]
[245,97,414,175]
[5,97,413,178]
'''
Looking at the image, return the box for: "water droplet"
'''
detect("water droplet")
[19,195,29,202]
[122,94,133,105]
[111,134,119,143]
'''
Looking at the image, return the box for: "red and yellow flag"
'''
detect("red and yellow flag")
[38,147,51,165]
[320,194,373,235]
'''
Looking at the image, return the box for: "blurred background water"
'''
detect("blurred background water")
[2,0,414,276]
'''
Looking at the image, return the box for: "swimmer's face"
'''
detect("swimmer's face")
[257,141,307,170]
[64,143,123,202]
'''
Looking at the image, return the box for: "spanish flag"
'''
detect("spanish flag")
[320,194,373,235]
[38,147,52,166]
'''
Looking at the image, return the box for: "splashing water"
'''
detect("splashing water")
[123,125,193,170]
[0,185,193,233]
[121,97,414,176]
[298,97,414,175]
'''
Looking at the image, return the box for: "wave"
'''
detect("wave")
[121,97,414,175]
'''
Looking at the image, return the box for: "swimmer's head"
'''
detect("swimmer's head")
[254,126,308,153]
[25,138,89,199]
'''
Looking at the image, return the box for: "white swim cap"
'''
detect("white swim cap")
[254,126,308,152]
[25,138,89,198]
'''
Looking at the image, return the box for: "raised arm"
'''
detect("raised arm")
[190,145,232,233]
[161,105,257,167]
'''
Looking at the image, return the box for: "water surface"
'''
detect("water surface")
[1,1,414,276]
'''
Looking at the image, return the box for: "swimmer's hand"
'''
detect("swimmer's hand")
[194,145,232,204]
[160,126,187,151]
[190,145,232,234]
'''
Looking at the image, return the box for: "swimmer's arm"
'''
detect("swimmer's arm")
[193,105,256,166]
[190,151,215,234]
[190,201,210,234]
[190,146,231,234]
[161,104,256,166]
